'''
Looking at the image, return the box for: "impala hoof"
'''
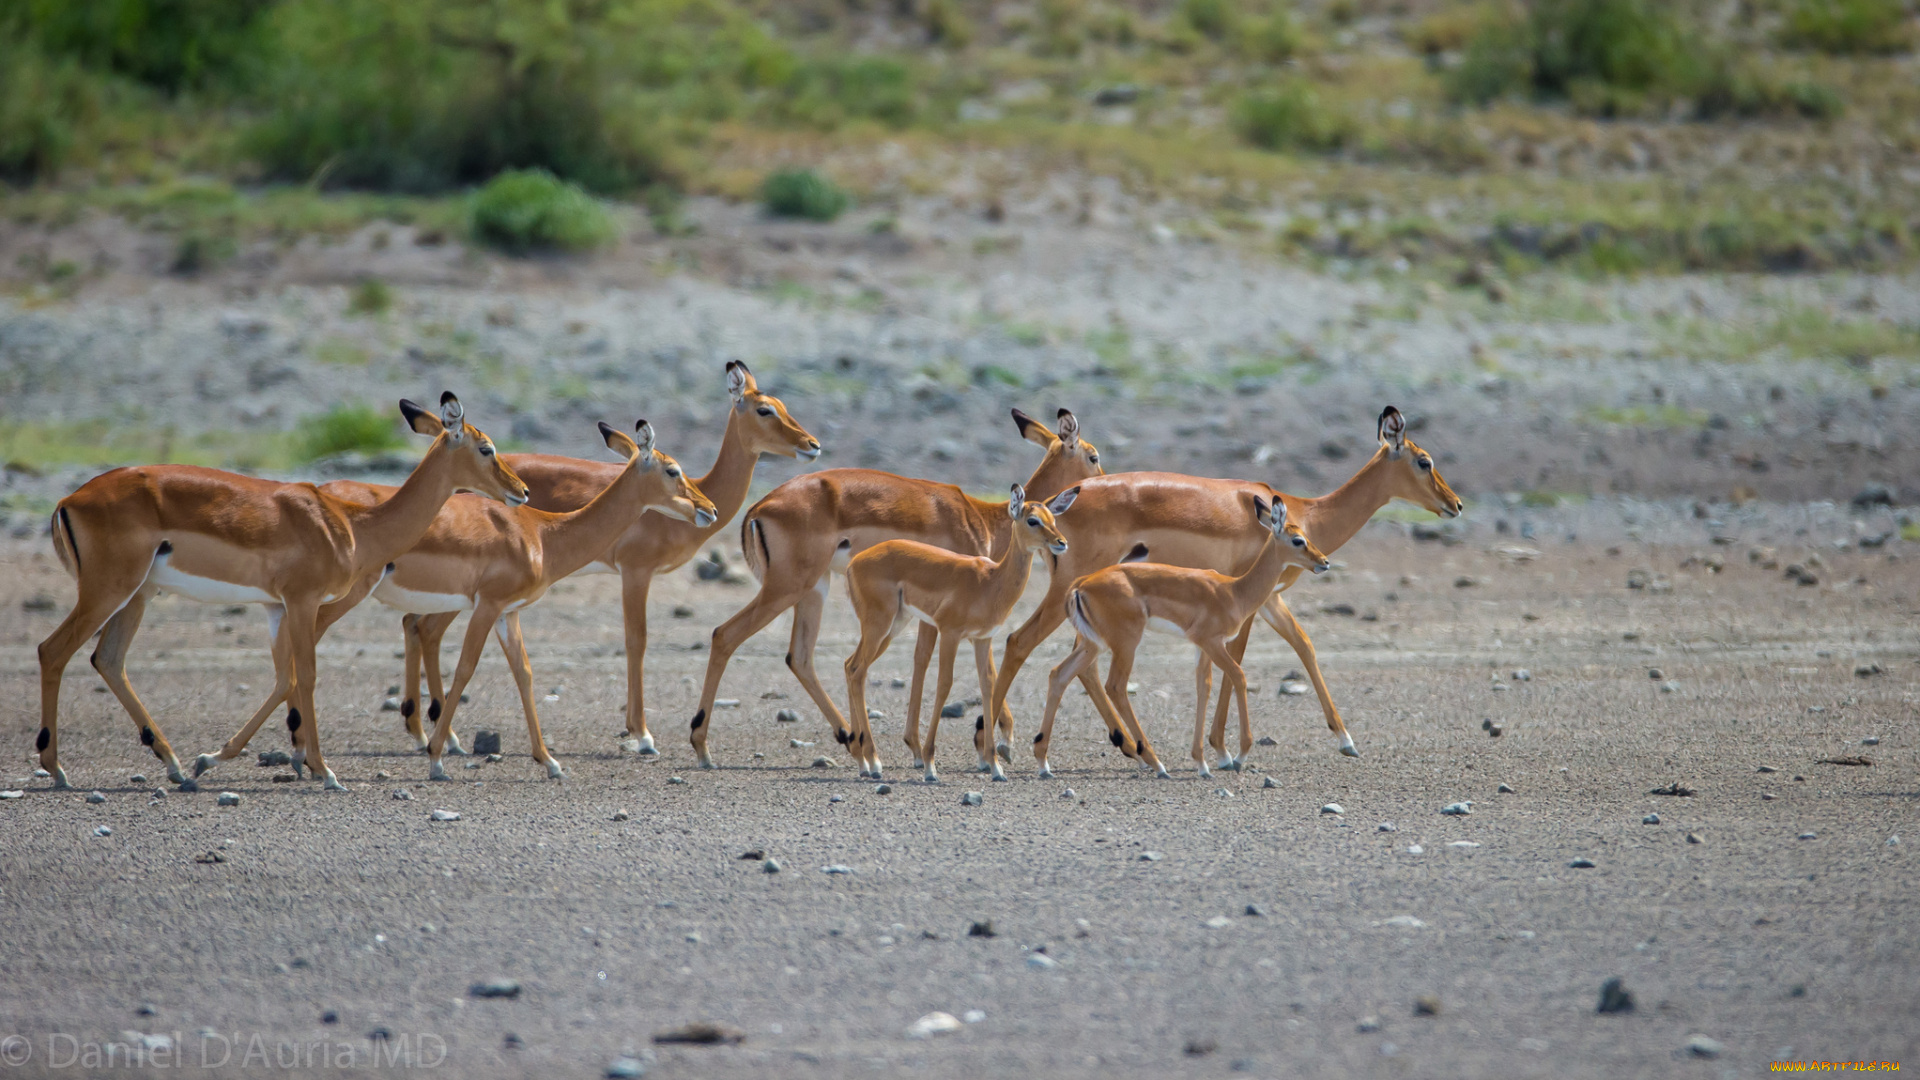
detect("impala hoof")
[50,768,72,791]
[321,771,347,792]
[1197,763,1212,779]
[176,777,198,793]
[1037,763,1054,780]
[924,767,939,784]
[697,756,716,770]
[990,763,1008,782]
[428,760,450,782]
[632,733,657,755]
[1154,766,1172,779]
[1217,755,1241,772]
[192,754,217,778]
[1339,743,1360,758]
[545,759,565,780]
[445,734,469,757]
[995,741,1012,763]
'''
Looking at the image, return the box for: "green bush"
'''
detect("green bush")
[1233,83,1352,154]
[1446,9,1537,104]
[1447,0,1703,112]
[1780,0,1912,54]
[1180,0,1239,40]
[1694,59,1845,120]
[348,277,393,315]
[469,169,615,254]
[0,38,101,183]
[777,57,917,129]
[1241,10,1306,62]
[762,168,850,221]
[296,404,405,462]
[11,0,272,93]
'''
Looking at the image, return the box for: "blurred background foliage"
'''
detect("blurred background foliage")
[0,0,1916,267]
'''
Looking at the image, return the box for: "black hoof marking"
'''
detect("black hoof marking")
[287,708,302,732]
[37,726,51,751]
[1109,728,1125,747]
[428,699,442,722]
[690,709,706,731]
[140,727,155,747]
[974,716,985,732]
[834,728,850,745]
[401,698,415,718]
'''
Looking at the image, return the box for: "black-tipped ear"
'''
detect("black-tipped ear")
[1056,409,1080,444]
[1047,485,1080,516]
[399,399,438,436]
[1015,408,1056,448]
[598,420,617,441]
[1378,405,1407,451]
[440,390,458,406]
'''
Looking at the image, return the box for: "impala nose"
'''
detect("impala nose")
[798,441,822,461]
[1312,559,1330,574]
[1050,540,1068,554]
[695,508,717,528]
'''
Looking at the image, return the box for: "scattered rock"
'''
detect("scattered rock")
[1596,977,1635,1014]
[1027,953,1059,970]
[1855,663,1886,678]
[1357,1016,1382,1033]
[811,756,833,768]
[217,792,240,806]
[653,1022,744,1045]
[828,794,844,803]
[258,750,292,767]
[1512,669,1532,681]
[1850,483,1894,509]
[1320,803,1345,815]
[1278,681,1309,695]
[1650,782,1695,797]
[1568,858,1596,868]
[1487,722,1504,737]
[822,864,854,874]
[1784,564,1819,586]
[1204,915,1231,929]
[1215,788,1234,799]
[429,809,461,822]
[373,771,390,781]
[1799,832,1817,840]
[1060,788,1076,799]
[667,776,686,785]
[381,697,403,712]
[967,920,996,938]
[605,1055,647,1078]
[86,791,106,804]
[470,731,502,756]
[391,788,413,801]
[1687,833,1704,844]
[906,1012,963,1039]
[1245,904,1266,917]
[611,809,630,822]
[775,709,800,723]
[94,826,112,837]
[1384,915,1425,928]
[1255,735,1279,747]
[131,774,146,784]
[1183,1037,1217,1056]
[0,791,23,799]
[1454,576,1476,588]
[790,738,814,748]
[1440,801,1472,816]
[671,604,695,618]
[193,851,225,864]
[321,1010,339,1025]
[468,979,521,999]
[1262,777,1279,789]
[1448,840,1481,849]
[1378,822,1397,832]
[1643,813,1660,825]
[1406,845,1424,855]
[1413,996,1441,1017]
[874,783,891,795]
[1815,755,1872,767]
[1862,736,1880,745]
[1756,765,1778,773]
[963,1010,986,1024]
[1685,1034,1724,1059]
[763,858,782,873]
[1498,783,1515,794]
[960,791,983,806]
[1138,851,1162,862]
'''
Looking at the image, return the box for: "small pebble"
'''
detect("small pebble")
[1138,851,1162,862]
[960,791,983,806]
[217,792,240,807]
[368,1027,392,1042]
[320,1010,339,1025]
[1406,845,1424,855]
[86,791,106,804]
[1216,788,1234,799]
[1256,736,1278,746]
[1357,1016,1382,1033]
[1440,801,1472,816]
[874,784,892,795]
[963,1009,986,1024]
[257,751,291,767]
[715,699,740,708]
[1886,835,1899,846]
[867,708,885,720]
[131,774,146,784]
[33,768,50,778]
[382,697,403,712]
[1569,858,1596,868]
[0,791,24,799]
[1862,736,1880,745]
[94,825,112,837]
[469,979,521,999]
[1026,953,1058,970]
[1060,787,1076,799]
[829,794,844,803]
[1687,833,1703,845]
[1320,803,1344,815]
[1647,668,1663,680]
[1596,977,1635,1014]
[822,865,854,875]
[790,738,813,748]
[1262,776,1278,789]
[611,809,630,822]
[1756,764,1778,773]
[1497,783,1515,793]
[685,932,701,943]
[763,858,781,873]
[1447,840,1480,849]
[1414,996,1441,1016]
[1245,904,1266,917]
[1378,822,1397,832]
[605,1055,647,1079]
[1642,813,1660,825]
[1762,792,1777,800]
[905,1012,962,1039]
[392,788,413,801]
[666,776,686,785]
[775,709,800,723]
[429,809,461,822]
[811,756,833,768]
[1685,1035,1724,1059]
[1799,832,1817,840]
[374,771,390,781]
[1512,669,1531,681]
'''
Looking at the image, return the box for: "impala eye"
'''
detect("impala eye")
[756,407,775,416]
[1026,518,1040,527]
[1292,536,1305,547]
[1088,453,1099,464]
[1418,457,1432,470]
[667,466,681,478]
[480,445,495,457]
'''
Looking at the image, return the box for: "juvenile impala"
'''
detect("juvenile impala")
[840,483,1079,781]
[1033,496,1330,779]
[687,408,1103,768]
[989,406,1460,762]
[196,420,716,783]
[37,393,527,792]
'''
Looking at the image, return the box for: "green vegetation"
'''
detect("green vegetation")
[469,169,615,253]
[347,278,392,316]
[762,168,849,221]
[1779,0,1913,55]
[1665,307,1920,366]
[0,420,293,472]
[1234,82,1351,154]
[294,404,405,462]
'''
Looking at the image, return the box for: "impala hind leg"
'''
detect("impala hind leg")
[88,591,193,789]
[280,600,343,790]
[617,568,657,753]
[1102,642,1166,779]
[786,578,865,769]
[399,613,426,746]
[494,614,562,779]
[1033,635,1098,779]
[690,579,812,769]
[36,558,155,789]
[988,582,1072,752]
[840,604,896,779]
[414,612,466,755]
[1260,595,1357,756]
[901,622,937,768]
[1190,648,1216,778]
[919,635,962,782]
[196,604,290,778]
[427,607,496,781]
[968,638,999,780]
[1207,614,1258,768]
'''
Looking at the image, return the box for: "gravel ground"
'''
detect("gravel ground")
[1,510,1914,1078]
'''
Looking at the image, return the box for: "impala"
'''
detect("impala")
[686,408,1103,768]
[196,420,716,783]
[988,406,1461,763]
[841,483,1079,781]
[503,361,818,754]
[1033,496,1330,778]
[36,393,527,792]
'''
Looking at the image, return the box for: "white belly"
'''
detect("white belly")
[575,560,620,577]
[147,562,277,605]
[373,580,473,615]
[1146,616,1190,638]
[903,602,940,627]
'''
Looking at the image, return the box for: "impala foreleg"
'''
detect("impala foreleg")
[691,578,812,768]
[416,612,465,756]
[1190,649,1215,778]
[1259,595,1357,757]
[786,578,863,765]
[1208,613,1258,761]
[988,584,1071,747]
[494,614,562,779]
[282,599,342,790]
[1033,635,1098,779]
[427,607,495,781]
[90,592,194,789]
[902,622,937,768]
[618,568,656,753]
[1198,637,1252,771]
[1103,644,1166,779]
[399,613,425,746]
[920,635,962,783]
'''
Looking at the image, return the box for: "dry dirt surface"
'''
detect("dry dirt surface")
[0,506,1914,1078]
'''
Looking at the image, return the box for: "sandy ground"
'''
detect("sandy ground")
[1,506,1914,1078]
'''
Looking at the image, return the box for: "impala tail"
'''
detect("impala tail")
[51,506,81,578]
[739,515,771,584]
[1066,588,1106,651]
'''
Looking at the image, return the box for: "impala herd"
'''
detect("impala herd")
[30,362,1461,793]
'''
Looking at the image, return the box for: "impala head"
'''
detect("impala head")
[599,419,719,528]
[1007,483,1075,555]
[1013,407,1103,495]
[727,360,821,461]
[1375,405,1462,519]
[1255,495,1330,574]
[400,392,530,505]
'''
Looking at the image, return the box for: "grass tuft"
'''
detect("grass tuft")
[295,404,405,463]
[469,169,614,255]
[762,168,850,221]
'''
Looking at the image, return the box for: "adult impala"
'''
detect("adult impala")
[1034,496,1330,778]
[503,361,817,754]
[988,406,1460,764]
[688,408,1103,768]
[36,393,527,792]
[841,483,1078,781]
[195,420,716,783]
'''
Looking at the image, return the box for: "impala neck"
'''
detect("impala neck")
[344,437,459,573]
[984,536,1040,601]
[539,458,654,581]
[1297,446,1400,555]
[1228,536,1295,615]
[694,410,761,534]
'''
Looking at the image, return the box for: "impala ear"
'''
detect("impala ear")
[1056,408,1080,447]
[599,421,640,460]
[438,392,465,442]
[1378,405,1407,456]
[399,399,439,436]
[726,360,754,403]
[1008,483,1026,518]
[1013,408,1056,449]
[1046,485,1080,516]
[634,419,657,460]
[1253,495,1272,528]
[1270,497,1290,532]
